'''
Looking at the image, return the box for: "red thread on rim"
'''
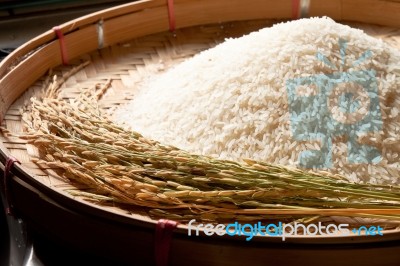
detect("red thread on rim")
[292,0,301,19]
[53,26,69,65]
[155,219,178,266]
[167,0,176,32]
[3,157,20,216]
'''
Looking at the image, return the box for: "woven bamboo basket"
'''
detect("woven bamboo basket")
[1,0,400,265]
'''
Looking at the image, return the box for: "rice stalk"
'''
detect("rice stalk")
[17,72,400,225]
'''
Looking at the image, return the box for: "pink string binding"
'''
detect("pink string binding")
[292,0,301,19]
[166,0,176,32]
[4,157,20,216]
[53,26,69,65]
[155,219,178,266]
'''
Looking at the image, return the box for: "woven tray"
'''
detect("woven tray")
[1,1,400,264]
[2,17,400,234]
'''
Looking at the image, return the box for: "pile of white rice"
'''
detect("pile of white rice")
[113,17,400,185]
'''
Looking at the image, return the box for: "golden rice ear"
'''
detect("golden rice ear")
[17,65,400,225]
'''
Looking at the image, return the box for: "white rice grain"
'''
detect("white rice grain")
[114,17,400,185]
